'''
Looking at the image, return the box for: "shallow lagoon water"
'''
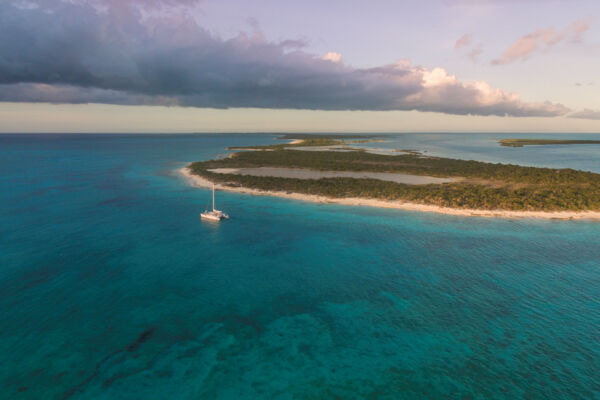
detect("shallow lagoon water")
[208,167,455,185]
[1,133,599,399]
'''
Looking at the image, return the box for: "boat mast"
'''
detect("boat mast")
[212,183,215,211]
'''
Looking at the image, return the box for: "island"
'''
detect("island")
[180,137,600,219]
[499,139,600,147]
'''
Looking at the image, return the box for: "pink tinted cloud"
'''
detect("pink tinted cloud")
[492,20,590,65]
[467,45,484,62]
[455,34,472,50]
[455,34,483,62]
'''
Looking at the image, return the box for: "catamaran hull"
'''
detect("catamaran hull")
[201,211,229,221]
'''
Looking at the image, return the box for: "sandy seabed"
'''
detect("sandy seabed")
[179,166,600,220]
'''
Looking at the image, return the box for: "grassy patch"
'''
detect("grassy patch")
[227,138,343,150]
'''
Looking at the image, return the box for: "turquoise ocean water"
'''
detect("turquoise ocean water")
[1,133,599,399]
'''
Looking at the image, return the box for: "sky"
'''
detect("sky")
[1,0,599,133]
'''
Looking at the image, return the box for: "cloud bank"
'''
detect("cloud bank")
[492,20,590,65]
[0,1,569,117]
[568,109,600,120]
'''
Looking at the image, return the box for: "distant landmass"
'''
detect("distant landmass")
[499,139,600,147]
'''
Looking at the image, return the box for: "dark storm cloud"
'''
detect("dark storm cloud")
[0,0,569,117]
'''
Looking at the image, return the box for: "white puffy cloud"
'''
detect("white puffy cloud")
[322,52,342,63]
[402,67,568,116]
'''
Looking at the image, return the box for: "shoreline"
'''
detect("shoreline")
[179,166,600,220]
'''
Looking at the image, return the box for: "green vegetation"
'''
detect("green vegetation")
[500,139,600,147]
[189,147,600,211]
[228,135,385,150]
[277,133,380,140]
[346,139,386,144]
[227,138,342,150]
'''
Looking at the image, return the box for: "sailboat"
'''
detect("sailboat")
[201,183,229,221]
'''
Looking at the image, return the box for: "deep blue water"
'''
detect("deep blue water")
[1,133,599,399]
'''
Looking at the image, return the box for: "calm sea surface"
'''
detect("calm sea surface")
[1,133,599,399]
